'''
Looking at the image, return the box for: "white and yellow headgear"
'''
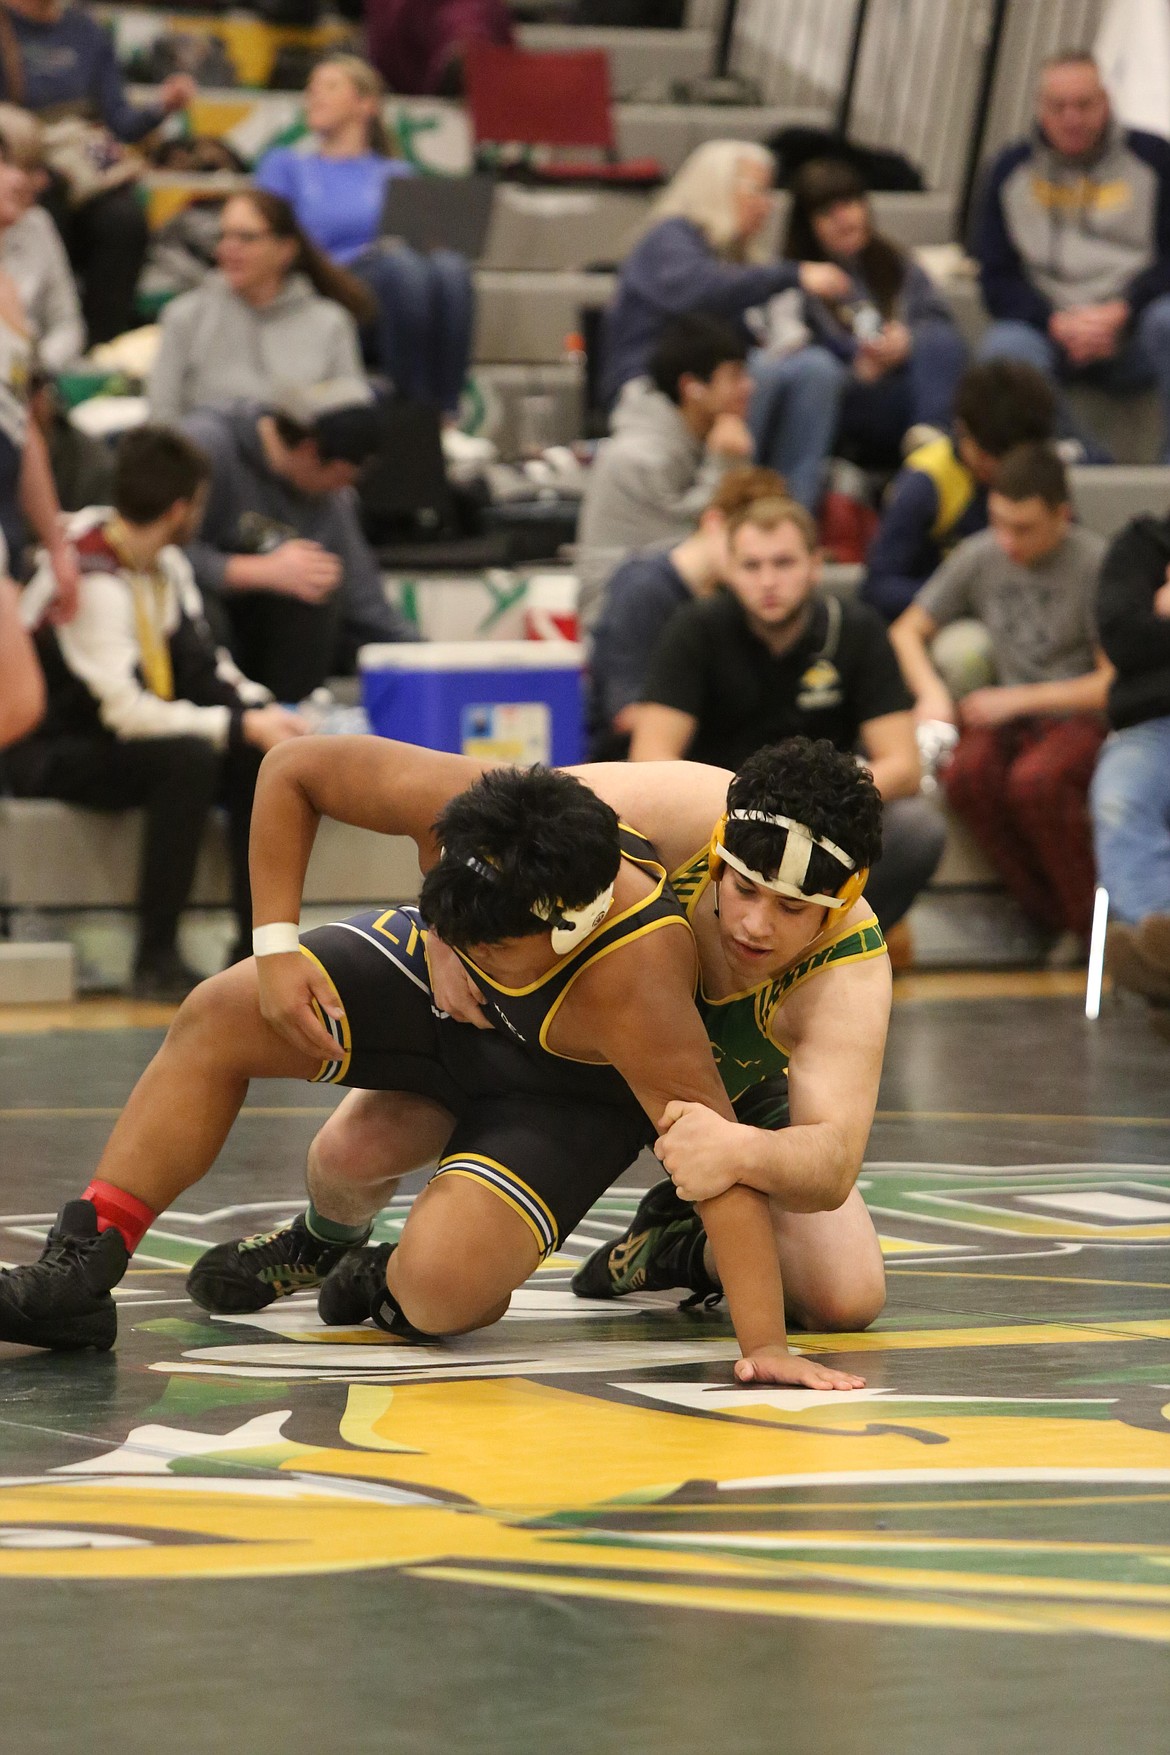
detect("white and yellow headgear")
[707,809,868,911]
[460,854,615,954]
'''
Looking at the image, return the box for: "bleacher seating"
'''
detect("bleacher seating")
[0,799,420,914]
[10,3,1170,985]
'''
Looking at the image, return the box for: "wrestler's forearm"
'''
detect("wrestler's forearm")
[249,744,323,925]
[698,1184,788,1354]
[736,1120,859,1213]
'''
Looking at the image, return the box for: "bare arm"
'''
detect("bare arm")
[961,650,1113,725]
[889,602,955,722]
[582,932,791,1367]
[248,736,492,1058]
[737,956,891,1208]
[654,950,890,1212]
[20,422,77,623]
[627,703,698,762]
[858,709,922,801]
[0,577,44,746]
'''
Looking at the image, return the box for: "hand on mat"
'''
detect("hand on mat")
[256,952,345,1062]
[655,1100,741,1202]
[425,932,492,1028]
[735,1344,866,1390]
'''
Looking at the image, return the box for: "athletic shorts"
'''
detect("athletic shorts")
[299,908,655,1260]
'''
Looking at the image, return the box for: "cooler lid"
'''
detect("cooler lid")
[359,641,585,672]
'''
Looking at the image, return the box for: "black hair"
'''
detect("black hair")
[419,767,622,946]
[782,157,907,319]
[953,359,1056,456]
[993,441,1069,508]
[724,738,883,896]
[647,313,748,404]
[113,425,210,524]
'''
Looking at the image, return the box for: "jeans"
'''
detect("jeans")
[978,294,1170,461]
[865,795,946,931]
[353,242,475,416]
[748,344,847,510]
[1090,717,1170,923]
[839,318,969,469]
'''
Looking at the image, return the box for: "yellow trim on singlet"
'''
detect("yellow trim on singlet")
[299,944,353,1085]
[669,845,886,1011]
[431,1153,559,1257]
[537,911,696,1061]
[459,823,671,999]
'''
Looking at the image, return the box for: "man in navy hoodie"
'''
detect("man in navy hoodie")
[974,49,1170,459]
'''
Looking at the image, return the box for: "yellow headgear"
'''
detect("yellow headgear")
[707,810,868,911]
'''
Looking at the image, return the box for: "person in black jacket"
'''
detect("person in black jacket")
[4,426,307,999]
[1091,509,1170,1026]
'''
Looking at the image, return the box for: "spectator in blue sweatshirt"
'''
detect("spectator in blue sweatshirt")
[861,358,1055,624]
[257,55,473,418]
[0,0,194,343]
[601,139,853,510]
[974,49,1170,461]
[784,159,967,469]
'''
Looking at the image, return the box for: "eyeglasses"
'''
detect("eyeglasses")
[219,228,273,245]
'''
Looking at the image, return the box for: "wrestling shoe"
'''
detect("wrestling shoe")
[317,1242,395,1327]
[570,1179,721,1306]
[0,1199,127,1351]
[186,1213,368,1314]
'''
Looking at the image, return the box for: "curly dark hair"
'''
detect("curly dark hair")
[724,739,883,895]
[420,768,622,946]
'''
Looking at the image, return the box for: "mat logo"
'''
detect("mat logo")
[4,1169,1170,1640]
[3,1310,1170,1640]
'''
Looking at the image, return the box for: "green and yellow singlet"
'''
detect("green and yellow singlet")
[670,846,887,1125]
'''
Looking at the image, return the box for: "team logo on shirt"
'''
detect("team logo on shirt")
[796,658,843,711]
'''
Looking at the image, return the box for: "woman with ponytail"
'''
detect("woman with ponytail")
[147,190,375,424]
[256,55,475,418]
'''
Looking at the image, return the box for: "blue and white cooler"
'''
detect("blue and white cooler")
[359,641,586,766]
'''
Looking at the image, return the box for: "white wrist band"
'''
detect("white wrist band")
[252,922,301,957]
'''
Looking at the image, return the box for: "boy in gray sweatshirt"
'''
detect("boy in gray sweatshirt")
[575,314,755,629]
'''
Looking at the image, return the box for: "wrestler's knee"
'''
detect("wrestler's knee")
[393,1183,532,1334]
[312,1090,449,1189]
[392,1236,509,1335]
[792,1264,886,1334]
[165,964,254,1057]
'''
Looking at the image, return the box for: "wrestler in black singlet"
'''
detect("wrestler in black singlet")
[297,826,690,1259]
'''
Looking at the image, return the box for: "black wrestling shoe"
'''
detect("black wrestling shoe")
[186,1213,368,1314]
[570,1179,721,1306]
[0,1199,127,1351]
[317,1242,395,1327]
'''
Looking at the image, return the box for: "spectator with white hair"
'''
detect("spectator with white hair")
[601,139,851,511]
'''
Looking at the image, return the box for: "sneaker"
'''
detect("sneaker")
[317,1242,394,1327]
[570,1180,720,1305]
[186,1213,368,1314]
[1106,922,1170,1002]
[0,1199,127,1351]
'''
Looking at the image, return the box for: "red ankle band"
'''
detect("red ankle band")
[82,1180,157,1254]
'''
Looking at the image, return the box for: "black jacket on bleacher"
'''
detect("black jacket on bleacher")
[1097,514,1170,730]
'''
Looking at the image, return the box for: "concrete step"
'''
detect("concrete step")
[616,103,824,175]
[474,268,614,363]
[482,185,958,274]
[518,23,714,97]
[0,941,75,1004]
